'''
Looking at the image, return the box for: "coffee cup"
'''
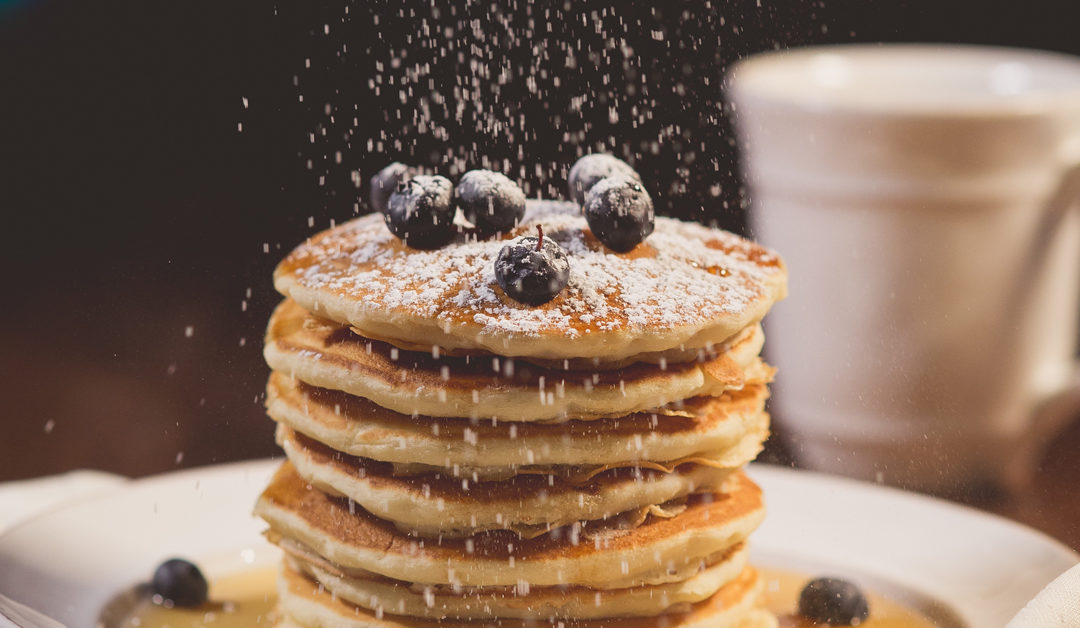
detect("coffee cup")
[728,44,1080,492]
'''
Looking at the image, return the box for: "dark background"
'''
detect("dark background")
[2,0,1078,494]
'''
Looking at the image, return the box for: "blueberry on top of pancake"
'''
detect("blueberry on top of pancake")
[274,200,786,361]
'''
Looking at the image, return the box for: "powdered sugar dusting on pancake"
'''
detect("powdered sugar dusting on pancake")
[278,201,782,339]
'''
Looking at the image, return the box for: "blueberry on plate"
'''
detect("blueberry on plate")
[583,174,655,252]
[385,175,456,249]
[567,154,641,205]
[151,558,208,608]
[369,162,414,214]
[456,169,527,237]
[494,226,570,305]
[798,577,870,625]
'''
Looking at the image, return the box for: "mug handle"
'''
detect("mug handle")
[1016,161,1080,486]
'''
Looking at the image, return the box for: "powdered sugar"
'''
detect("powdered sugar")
[282,201,783,338]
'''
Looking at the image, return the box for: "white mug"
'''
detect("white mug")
[728,45,1080,493]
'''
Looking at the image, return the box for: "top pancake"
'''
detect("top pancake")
[274,201,787,361]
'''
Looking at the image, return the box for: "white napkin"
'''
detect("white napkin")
[0,470,127,627]
[0,593,65,628]
[0,469,126,534]
[1007,562,1080,627]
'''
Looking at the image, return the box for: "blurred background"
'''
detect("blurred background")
[2,0,1078,546]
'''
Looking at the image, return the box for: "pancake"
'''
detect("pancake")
[282,542,749,619]
[273,200,787,362]
[352,326,727,370]
[268,531,743,593]
[264,299,770,421]
[275,561,776,628]
[279,426,752,537]
[254,462,765,588]
[267,371,771,470]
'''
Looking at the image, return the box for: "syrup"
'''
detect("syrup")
[116,566,941,627]
[117,567,276,627]
[763,569,939,627]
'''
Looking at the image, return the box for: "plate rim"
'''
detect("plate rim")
[748,463,1079,561]
[0,459,1075,628]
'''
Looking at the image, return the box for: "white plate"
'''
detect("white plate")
[0,460,1075,627]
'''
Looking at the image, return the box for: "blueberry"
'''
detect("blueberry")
[385,175,456,249]
[151,558,208,608]
[583,175,655,252]
[369,162,414,214]
[494,226,570,305]
[567,154,641,205]
[456,169,527,237]
[798,577,870,625]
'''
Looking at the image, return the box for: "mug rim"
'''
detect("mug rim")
[727,43,1080,119]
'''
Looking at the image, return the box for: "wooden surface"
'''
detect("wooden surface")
[985,417,1080,553]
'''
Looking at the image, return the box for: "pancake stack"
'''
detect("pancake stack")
[255,199,787,627]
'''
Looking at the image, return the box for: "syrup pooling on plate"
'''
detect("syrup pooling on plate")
[114,566,938,627]
[762,569,939,627]
[118,568,277,628]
